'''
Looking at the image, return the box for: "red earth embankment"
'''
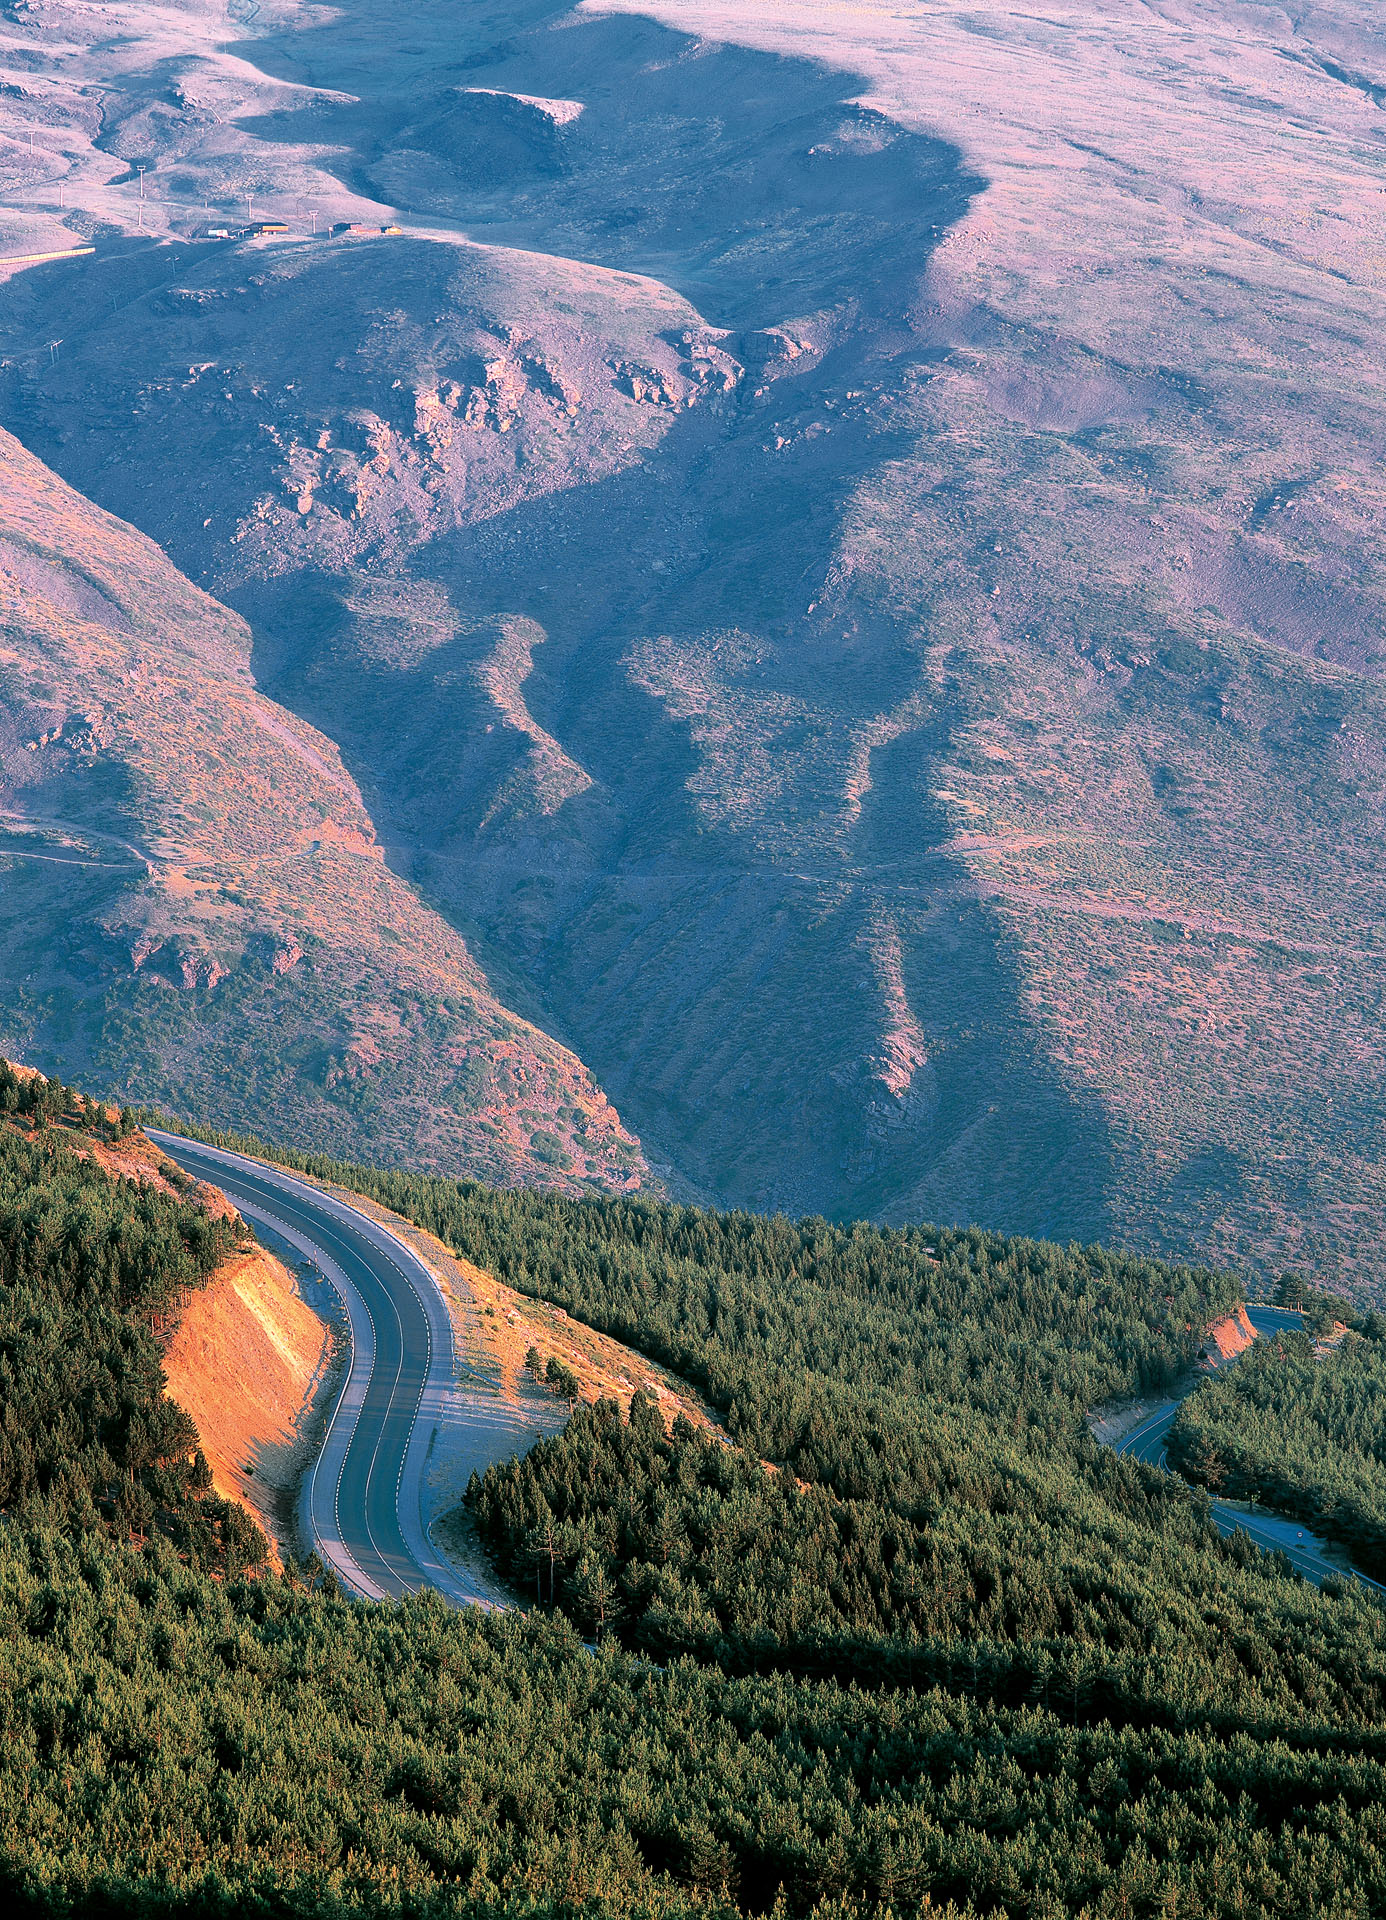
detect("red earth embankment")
[1202,1304,1257,1367]
[162,1246,334,1564]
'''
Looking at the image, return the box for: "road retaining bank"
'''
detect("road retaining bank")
[149,1131,508,1609]
[196,1190,388,1602]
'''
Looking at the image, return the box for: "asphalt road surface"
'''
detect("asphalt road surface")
[153,1140,1380,1606]
[1112,1309,1386,1593]
[149,1131,494,1607]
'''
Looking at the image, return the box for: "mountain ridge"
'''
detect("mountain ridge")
[0,0,1385,1279]
[0,421,648,1190]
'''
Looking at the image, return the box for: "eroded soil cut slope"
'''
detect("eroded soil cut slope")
[161,1241,333,1563]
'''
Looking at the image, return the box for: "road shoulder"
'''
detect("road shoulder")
[309,1185,727,1603]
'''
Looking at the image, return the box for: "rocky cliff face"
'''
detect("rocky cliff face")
[2,0,1386,1273]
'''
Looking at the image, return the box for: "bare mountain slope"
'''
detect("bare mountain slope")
[2,0,1386,1276]
[0,425,644,1188]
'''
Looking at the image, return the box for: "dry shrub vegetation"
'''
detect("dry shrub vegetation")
[0,0,1383,1282]
[0,426,645,1191]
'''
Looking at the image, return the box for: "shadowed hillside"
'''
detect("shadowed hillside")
[0,425,646,1187]
[1,0,1386,1276]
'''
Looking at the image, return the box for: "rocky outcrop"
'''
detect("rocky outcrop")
[4,0,1386,1278]
[23,708,113,753]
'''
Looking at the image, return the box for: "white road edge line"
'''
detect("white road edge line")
[220,1194,387,1601]
[149,1131,500,1610]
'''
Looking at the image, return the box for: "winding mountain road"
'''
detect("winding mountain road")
[156,1135,1381,1607]
[149,1131,498,1608]
[1113,1305,1386,1593]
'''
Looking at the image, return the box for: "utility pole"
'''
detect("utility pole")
[245,192,253,223]
[138,165,145,199]
[310,209,317,235]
